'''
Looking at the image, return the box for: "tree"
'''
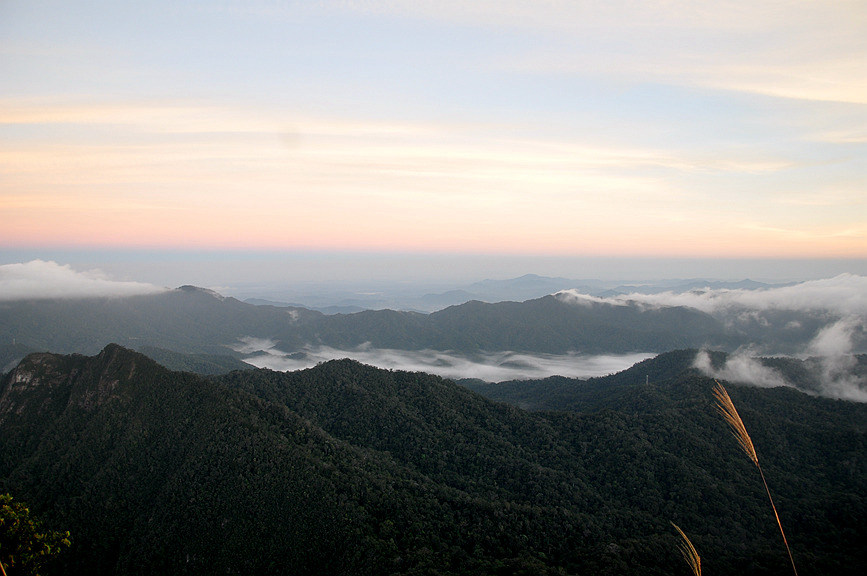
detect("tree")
[0,494,70,576]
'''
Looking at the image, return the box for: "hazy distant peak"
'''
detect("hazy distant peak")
[176,285,226,300]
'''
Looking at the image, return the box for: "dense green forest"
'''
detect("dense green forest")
[1,345,865,575]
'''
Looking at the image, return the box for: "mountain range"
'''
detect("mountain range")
[239,274,783,313]
[2,345,865,575]
[0,281,848,377]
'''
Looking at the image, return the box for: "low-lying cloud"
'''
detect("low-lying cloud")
[0,260,167,300]
[694,345,867,403]
[233,337,653,382]
[557,274,867,317]
[693,350,789,389]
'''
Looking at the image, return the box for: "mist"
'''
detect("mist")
[0,260,167,301]
[694,333,867,403]
[693,350,789,389]
[234,337,653,382]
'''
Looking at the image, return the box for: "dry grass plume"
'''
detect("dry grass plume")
[713,380,799,576]
[671,522,702,576]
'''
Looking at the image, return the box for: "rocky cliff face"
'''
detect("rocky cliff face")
[0,344,159,425]
[1,352,72,425]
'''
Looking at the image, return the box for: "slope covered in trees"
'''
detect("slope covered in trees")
[1,346,865,575]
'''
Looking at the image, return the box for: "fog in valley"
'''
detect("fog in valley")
[234,337,655,382]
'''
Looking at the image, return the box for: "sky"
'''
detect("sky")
[1,1,866,286]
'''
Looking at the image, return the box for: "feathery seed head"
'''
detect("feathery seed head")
[671,522,702,576]
[713,380,758,466]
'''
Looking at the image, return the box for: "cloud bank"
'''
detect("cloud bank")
[234,337,653,382]
[0,260,167,301]
[557,274,867,317]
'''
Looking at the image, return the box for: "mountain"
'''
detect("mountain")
[2,346,865,575]
[414,277,783,311]
[274,295,728,354]
[1,282,861,378]
[461,274,605,303]
[0,286,729,361]
[0,340,37,373]
[0,286,317,360]
[239,274,610,312]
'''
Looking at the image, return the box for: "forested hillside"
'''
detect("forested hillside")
[1,345,865,575]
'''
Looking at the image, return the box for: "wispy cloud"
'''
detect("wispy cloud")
[8,97,860,256]
[0,260,166,300]
[1,99,773,252]
[355,0,867,104]
[229,1,867,104]
[2,2,864,257]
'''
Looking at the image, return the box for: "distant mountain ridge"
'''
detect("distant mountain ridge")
[0,285,718,361]
[237,274,784,313]
[1,279,854,377]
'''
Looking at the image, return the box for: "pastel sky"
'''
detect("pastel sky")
[1,0,866,260]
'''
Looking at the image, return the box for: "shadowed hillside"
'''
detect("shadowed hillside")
[1,346,865,575]
[0,287,732,363]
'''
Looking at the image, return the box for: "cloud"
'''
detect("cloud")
[557,274,867,317]
[806,319,867,402]
[233,338,653,382]
[0,260,166,301]
[693,349,789,389]
[694,343,867,403]
[808,317,860,357]
[555,291,629,308]
[340,1,867,104]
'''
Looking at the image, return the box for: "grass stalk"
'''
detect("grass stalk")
[671,522,702,576]
[713,380,798,576]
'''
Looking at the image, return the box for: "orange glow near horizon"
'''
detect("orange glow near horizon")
[2,100,865,260]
